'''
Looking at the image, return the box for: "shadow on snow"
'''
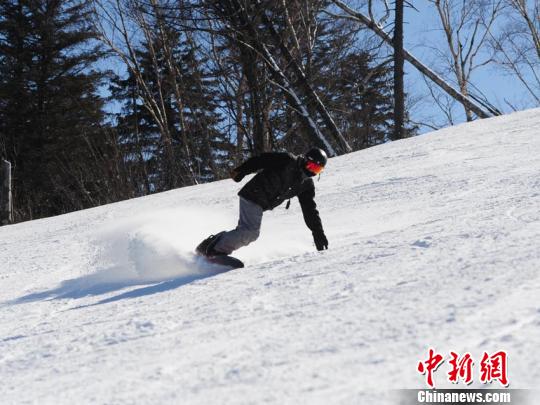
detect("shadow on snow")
[10,262,234,307]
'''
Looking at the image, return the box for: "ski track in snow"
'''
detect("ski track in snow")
[0,109,539,404]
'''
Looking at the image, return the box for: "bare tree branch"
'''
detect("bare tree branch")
[331,0,495,118]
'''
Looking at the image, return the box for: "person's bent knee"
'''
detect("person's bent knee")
[243,229,260,244]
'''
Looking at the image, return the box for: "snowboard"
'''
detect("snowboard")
[199,254,244,270]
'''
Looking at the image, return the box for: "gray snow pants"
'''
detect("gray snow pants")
[213,197,263,255]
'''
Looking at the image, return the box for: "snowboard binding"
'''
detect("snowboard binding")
[196,233,244,270]
[196,233,225,257]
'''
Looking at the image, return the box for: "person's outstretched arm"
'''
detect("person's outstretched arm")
[298,185,328,251]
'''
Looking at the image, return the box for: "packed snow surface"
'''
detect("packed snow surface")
[1,109,539,404]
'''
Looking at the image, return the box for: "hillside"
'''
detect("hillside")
[1,109,539,404]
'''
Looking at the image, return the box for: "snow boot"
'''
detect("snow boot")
[196,232,226,257]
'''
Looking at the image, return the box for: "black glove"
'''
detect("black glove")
[230,168,245,183]
[313,231,328,251]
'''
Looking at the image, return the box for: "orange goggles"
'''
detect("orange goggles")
[306,160,324,175]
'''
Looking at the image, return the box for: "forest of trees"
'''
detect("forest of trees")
[0,0,538,223]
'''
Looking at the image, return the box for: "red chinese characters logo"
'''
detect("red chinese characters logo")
[480,351,509,387]
[417,349,508,388]
[448,351,474,385]
[417,348,445,388]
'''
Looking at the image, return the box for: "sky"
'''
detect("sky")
[398,1,538,133]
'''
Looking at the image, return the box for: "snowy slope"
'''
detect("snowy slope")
[1,109,539,404]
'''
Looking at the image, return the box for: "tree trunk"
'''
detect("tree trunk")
[1,160,13,225]
[393,0,405,140]
[243,49,270,154]
[235,74,246,165]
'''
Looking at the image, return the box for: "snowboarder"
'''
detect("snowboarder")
[196,148,329,258]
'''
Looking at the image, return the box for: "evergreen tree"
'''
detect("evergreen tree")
[0,0,110,220]
[109,25,229,193]
[323,52,395,149]
[109,59,161,196]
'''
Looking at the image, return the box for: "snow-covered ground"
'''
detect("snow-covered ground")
[1,109,539,404]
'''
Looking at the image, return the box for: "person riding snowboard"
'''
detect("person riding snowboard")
[196,147,329,257]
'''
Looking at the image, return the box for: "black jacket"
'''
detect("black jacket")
[235,152,324,235]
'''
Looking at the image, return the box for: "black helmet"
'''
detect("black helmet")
[303,147,327,176]
[305,147,328,167]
